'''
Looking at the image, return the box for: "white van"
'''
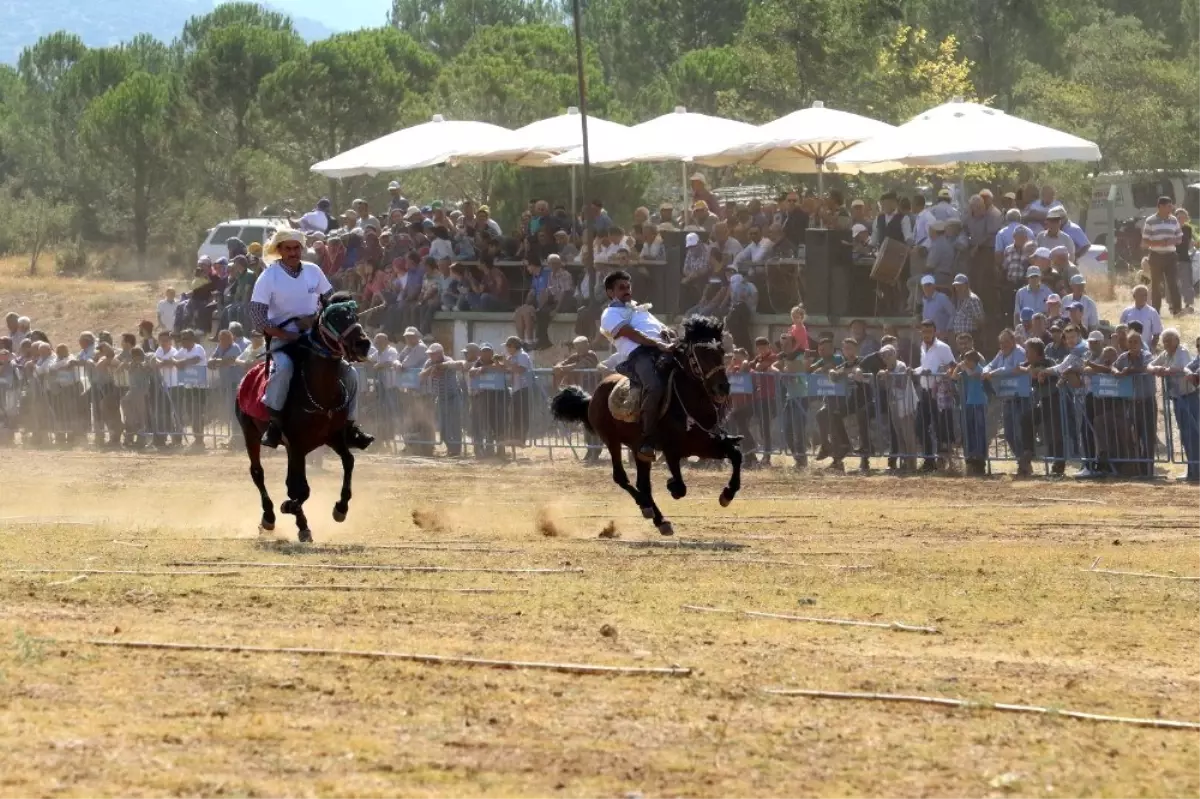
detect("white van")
[196,218,288,262]
[1085,170,1200,247]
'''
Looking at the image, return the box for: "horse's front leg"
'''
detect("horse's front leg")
[607,442,648,516]
[328,435,354,523]
[281,445,313,543]
[719,436,742,508]
[664,451,687,500]
[635,457,671,536]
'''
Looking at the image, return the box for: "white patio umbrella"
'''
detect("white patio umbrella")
[310,114,524,178]
[699,101,897,194]
[549,106,759,224]
[827,97,1101,172]
[504,107,630,167]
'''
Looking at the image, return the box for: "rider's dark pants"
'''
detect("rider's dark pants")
[628,345,665,442]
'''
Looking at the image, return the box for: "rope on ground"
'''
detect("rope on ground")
[682,605,938,634]
[74,639,692,677]
[227,584,531,594]
[761,688,1200,731]
[12,568,241,576]
[167,561,584,575]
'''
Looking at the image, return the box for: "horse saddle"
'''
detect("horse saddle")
[607,373,674,424]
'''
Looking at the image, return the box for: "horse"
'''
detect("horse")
[235,294,371,542]
[550,316,742,536]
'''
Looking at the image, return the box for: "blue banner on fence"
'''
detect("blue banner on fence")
[475,371,508,391]
[809,374,847,397]
[727,373,753,395]
[993,373,1032,398]
[1089,374,1134,399]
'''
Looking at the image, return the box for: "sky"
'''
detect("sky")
[265,0,394,31]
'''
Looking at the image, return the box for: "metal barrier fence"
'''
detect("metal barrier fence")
[0,361,1195,477]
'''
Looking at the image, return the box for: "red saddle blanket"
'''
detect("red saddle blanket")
[236,361,271,422]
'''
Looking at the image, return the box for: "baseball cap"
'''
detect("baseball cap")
[1045,205,1067,219]
[689,172,707,183]
[937,187,951,199]
[1032,248,1051,260]
[1046,293,1061,304]
[729,273,744,286]
[920,274,935,286]
[1067,301,1084,311]
[387,180,400,190]
[685,232,700,247]
[1026,265,1042,277]
[351,197,366,205]
[1049,245,1069,258]
[1158,195,1173,205]
[851,223,868,237]
[403,326,420,337]
[850,199,865,207]
[479,342,494,352]
[952,273,968,285]
[1020,307,1035,322]
[431,200,443,210]
[1013,225,1033,238]
[1002,191,1017,200]
[1070,274,1086,285]
[428,343,444,355]
[659,202,673,210]
[572,335,589,345]
[405,207,422,219]
[420,205,432,213]
[1087,330,1105,343]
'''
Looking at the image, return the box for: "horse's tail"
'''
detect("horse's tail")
[550,385,593,432]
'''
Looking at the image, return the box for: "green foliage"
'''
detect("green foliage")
[389,0,559,58]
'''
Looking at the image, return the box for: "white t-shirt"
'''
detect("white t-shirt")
[916,338,956,390]
[157,298,180,331]
[154,346,178,388]
[600,302,667,359]
[428,238,455,261]
[174,343,209,388]
[250,262,331,330]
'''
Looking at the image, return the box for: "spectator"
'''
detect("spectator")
[1044,293,1065,326]
[157,288,181,333]
[1119,285,1164,350]
[387,181,409,213]
[171,329,208,451]
[711,221,743,264]
[553,336,599,387]
[469,343,506,458]
[913,319,955,471]
[1150,328,1198,482]
[725,270,758,349]
[918,275,954,337]
[1035,206,1073,259]
[821,190,852,230]
[689,173,719,219]
[949,273,984,346]
[1175,208,1196,313]
[1110,330,1158,475]
[871,191,910,250]
[877,344,920,471]
[654,202,676,230]
[850,224,873,257]
[1024,183,1056,235]
[208,329,242,427]
[994,208,1024,263]
[1013,265,1053,327]
[983,329,1028,472]
[476,205,503,238]
[690,201,717,235]
[352,198,379,231]
[4,313,23,350]
[849,198,869,227]
[236,330,265,364]
[1141,196,1184,315]
[555,229,579,263]
[925,219,957,288]
[948,344,988,475]
[298,198,336,234]
[420,343,463,457]
[514,258,548,348]
[503,337,534,448]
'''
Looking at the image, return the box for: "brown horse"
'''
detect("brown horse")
[550,316,742,535]
[235,295,371,542]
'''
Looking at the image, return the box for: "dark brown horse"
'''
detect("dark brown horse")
[550,316,742,535]
[235,295,371,542]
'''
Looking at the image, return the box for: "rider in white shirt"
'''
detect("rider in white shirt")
[598,269,674,461]
[248,229,373,450]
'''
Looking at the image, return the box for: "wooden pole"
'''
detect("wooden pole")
[13,568,241,576]
[763,688,1200,731]
[228,584,531,594]
[76,639,693,677]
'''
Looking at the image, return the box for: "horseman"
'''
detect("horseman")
[248,229,374,450]
[599,269,674,461]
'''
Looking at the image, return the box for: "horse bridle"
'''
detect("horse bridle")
[669,341,728,436]
[297,310,363,417]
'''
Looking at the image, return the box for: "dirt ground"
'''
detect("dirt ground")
[0,448,1197,798]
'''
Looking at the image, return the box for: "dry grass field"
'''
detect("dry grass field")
[0,449,1197,798]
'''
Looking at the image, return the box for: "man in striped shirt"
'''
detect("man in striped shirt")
[1142,196,1184,315]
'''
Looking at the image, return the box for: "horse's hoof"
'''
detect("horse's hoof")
[719,489,734,508]
[640,506,654,520]
[280,500,295,514]
[332,507,347,523]
[667,480,687,500]
[298,529,313,543]
[259,521,275,533]
[656,522,674,536]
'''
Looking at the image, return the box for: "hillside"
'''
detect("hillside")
[0,0,334,63]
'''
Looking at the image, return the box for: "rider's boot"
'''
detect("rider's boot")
[637,415,659,462]
[345,422,374,450]
[261,410,285,449]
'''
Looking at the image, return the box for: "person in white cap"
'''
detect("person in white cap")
[1036,206,1074,260]
[917,274,954,336]
[1066,273,1099,329]
[249,229,373,450]
[1013,265,1052,327]
[680,231,711,306]
[689,173,720,220]
[387,181,409,213]
[850,223,873,257]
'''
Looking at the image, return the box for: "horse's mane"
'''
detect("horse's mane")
[682,315,724,345]
[326,291,356,308]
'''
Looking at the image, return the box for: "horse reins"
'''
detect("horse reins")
[670,342,727,437]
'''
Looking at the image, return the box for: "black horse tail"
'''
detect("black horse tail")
[551,385,593,432]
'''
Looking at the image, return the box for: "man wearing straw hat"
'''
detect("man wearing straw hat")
[248,229,373,450]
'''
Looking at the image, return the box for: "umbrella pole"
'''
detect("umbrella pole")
[816,162,825,229]
[681,162,689,227]
[570,165,577,232]
[571,0,592,258]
